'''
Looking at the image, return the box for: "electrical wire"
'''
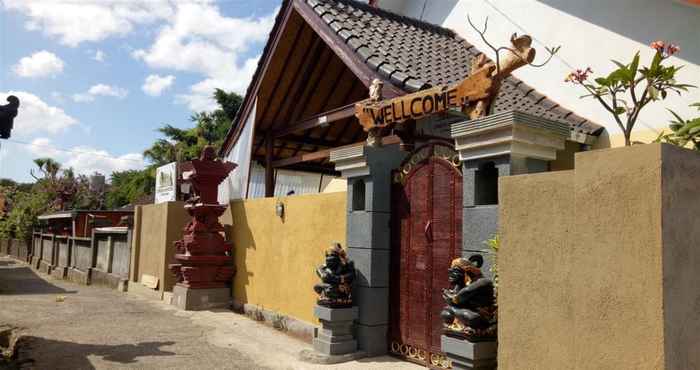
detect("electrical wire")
[5,138,144,163]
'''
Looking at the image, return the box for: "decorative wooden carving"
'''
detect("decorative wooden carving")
[355,65,495,132]
[169,146,237,289]
[465,34,536,120]
[390,143,463,367]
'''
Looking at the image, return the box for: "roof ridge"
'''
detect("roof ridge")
[325,0,459,37]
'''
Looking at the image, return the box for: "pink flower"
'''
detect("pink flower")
[650,40,665,52]
[667,44,680,56]
[651,40,681,57]
[565,67,593,84]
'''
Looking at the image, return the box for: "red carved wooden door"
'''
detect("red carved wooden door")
[390,143,462,369]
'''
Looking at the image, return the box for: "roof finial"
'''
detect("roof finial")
[368,0,379,8]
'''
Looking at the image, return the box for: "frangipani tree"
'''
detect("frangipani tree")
[566,41,695,146]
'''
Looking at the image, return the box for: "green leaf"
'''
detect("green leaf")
[667,108,686,125]
[650,51,663,73]
[629,52,640,79]
[649,86,659,100]
[595,77,609,86]
[614,107,626,115]
[611,59,626,69]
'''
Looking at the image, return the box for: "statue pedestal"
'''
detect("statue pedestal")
[441,335,497,370]
[172,285,230,311]
[313,305,358,356]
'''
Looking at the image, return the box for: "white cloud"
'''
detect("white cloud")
[0,91,78,135]
[12,50,64,78]
[88,84,128,98]
[25,137,145,176]
[142,74,175,96]
[72,83,128,102]
[133,2,276,111]
[93,50,105,62]
[2,0,174,47]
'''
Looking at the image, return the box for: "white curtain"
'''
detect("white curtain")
[218,99,256,202]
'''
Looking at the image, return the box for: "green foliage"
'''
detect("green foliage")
[484,234,500,293]
[143,89,242,167]
[0,187,51,241]
[655,102,700,151]
[105,169,156,209]
[110,89,241,207]
[566,43,695,146]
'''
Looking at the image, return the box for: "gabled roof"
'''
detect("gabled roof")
[221,0,603,155]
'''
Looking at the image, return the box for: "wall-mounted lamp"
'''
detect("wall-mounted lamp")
[275,201,285,218]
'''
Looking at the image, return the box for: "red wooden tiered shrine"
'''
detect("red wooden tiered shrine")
[169,146,236,289]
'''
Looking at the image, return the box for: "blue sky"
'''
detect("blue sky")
[0,0,281,182]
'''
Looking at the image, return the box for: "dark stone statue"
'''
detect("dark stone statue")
[0,96,20,139]
[440,255,497,342]
[314,243,355,308]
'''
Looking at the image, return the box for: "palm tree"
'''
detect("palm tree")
[31,158,61,181]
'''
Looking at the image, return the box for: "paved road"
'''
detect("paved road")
[0,258,267,370]
[0,258,421,370]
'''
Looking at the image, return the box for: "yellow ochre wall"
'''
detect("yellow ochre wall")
[498,143,700,369]
[221,192,347,325]
[129,201,190,296]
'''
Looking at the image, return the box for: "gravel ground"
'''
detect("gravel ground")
[0,258,421,370]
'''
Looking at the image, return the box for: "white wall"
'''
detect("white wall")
[377,0,700,137]
[246,163,346,198]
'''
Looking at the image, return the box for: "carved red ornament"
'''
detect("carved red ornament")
[169,146,237,289]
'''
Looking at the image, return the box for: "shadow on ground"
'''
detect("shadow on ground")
[0,265,76,295]
[17,337,176,370]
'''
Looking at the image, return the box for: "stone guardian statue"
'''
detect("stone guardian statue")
[313,243,355,308]
[440,255,497,341]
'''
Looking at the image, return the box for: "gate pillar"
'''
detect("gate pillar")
[330,144,407,356]
[451,111,570,276]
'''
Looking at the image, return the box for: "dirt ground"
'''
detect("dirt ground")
[0,257,421,370]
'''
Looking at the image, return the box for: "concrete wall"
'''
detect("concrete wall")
[129,201,190,295]
[498,143,700,369]
[71,238,92,270]
[221,192,347,325]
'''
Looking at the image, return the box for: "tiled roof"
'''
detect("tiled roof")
[305,0,603,136]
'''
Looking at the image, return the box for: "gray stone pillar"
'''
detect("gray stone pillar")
[441,335,497,370]
[330,144,407,356]
[451,111,570,278]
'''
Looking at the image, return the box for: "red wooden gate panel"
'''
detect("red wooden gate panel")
[390,143,462,368]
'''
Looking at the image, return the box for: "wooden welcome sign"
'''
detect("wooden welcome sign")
[355,65,495,131]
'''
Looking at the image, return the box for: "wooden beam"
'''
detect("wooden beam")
[283,163,339,176]
[220,2,295,155]
[257,21,309,126]
[292,68,357,157]
[292,0,403,98]
[265,132,275,197]
[271,135,401,168]
[272,45,333,159]
[272,103,357,138]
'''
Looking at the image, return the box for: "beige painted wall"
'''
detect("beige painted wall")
[130,201,189,294]
[221,192,347,325]
[499,143,700,369]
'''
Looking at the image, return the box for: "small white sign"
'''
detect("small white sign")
[155,162,177,204]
